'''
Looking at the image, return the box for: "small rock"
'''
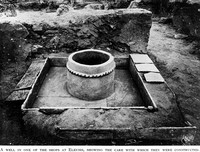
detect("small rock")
[22,43,32,59]
[77,39,92,49]
[25,44,44,59]
[0,22,29,38]
[31,32,41,39]
[56,4,73,16]
[111,141,116,145]
[84,4,104,10]
[32,44,43,53]
[165,33,174,38]
[45,1,58,13]
[0,4,5,12]
[174,34,188,39]
[56,7,64,16]
[32,23,43,32]
[44,30,59,35]
[136,123,143,129]
[103,2,109,10]
[50,35,60,44]
[77,27,91,37]
[127,0,139,9]
[99,109,105,114]
[125,139,138,145]
[147,106,154,111]
[158,17,173,24]
[89,124,94,128]
[4,4,17,17]
[46,36,60,49]
[42,36,47,40]
[187,0,200,5]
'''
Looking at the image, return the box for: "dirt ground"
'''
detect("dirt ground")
[148,22,200,145]
[0,18,200,144]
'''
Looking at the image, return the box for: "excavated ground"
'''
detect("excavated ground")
[0,12,200,144]
[148,21,200,145]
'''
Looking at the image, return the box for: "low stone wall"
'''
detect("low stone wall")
[37,10,151,54]
[0,9,152,59]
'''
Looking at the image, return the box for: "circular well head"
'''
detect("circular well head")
[67,49,115,77]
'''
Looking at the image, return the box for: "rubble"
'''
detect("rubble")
[0,9,151,54]
[56,3,74,16]
[84,3,104,10]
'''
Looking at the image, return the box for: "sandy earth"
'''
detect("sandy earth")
[0,17,200,144]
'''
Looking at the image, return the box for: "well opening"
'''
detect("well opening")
[72,51,109,65]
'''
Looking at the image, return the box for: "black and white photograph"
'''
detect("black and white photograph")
[0,0,200,146]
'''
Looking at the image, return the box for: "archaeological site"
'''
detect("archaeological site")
[0,0,200,145]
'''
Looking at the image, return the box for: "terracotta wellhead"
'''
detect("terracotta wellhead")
[66,49,116,101]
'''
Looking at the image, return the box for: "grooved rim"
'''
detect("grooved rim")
[67,65,115,77]
[66,49,115,77]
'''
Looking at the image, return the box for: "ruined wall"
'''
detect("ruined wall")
[1,9,151,57]
[29,10,152,54]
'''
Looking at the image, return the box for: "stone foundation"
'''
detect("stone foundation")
[0,9,152,57]
[29,9,152,54]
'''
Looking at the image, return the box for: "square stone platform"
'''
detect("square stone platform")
[12,54,196,144]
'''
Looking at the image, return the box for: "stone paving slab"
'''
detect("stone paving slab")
[130,54,153,64]
[135,63,159,72]
[5,60,46,102]
[5,90,29,102]
[144,72,165,83]
[15,60,46,90]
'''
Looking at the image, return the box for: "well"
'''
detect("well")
[66,49,116,101]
